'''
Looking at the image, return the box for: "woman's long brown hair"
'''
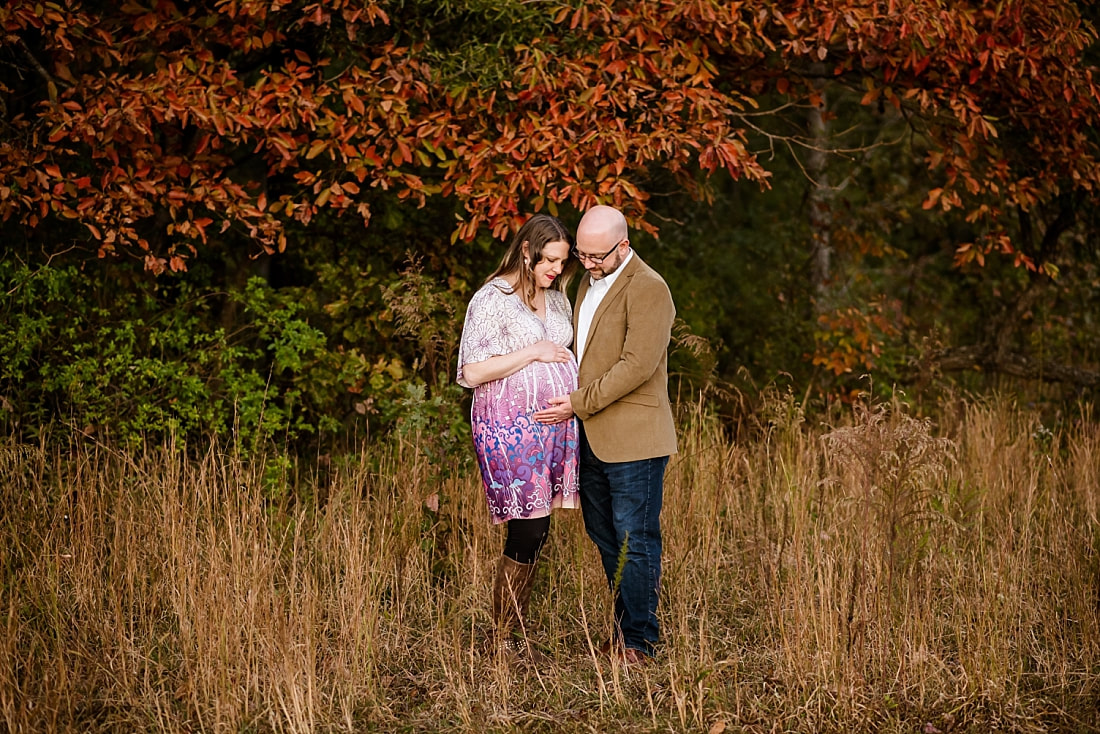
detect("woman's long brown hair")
[483,214,578,311]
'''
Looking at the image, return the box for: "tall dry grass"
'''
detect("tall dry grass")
[1,395,1097,732]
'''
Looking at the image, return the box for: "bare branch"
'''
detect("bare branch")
[929,345,1099,388]
[8,35,69,90]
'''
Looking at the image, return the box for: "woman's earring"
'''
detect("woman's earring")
[524,258,531,268]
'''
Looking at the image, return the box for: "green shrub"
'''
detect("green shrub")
[0,252,473,459]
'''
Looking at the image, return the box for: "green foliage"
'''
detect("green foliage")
[389,381,472,473]
[0,225,478,459]
[3,260,227,442]
[0,259,256,444]
[390,0,558,86]
[0,257,403,450]
[641,165,818,399]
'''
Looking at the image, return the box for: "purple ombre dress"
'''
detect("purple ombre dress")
[457,278,579,523]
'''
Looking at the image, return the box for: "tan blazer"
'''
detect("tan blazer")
[570,253,678,462]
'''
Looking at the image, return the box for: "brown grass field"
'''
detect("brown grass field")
[2,395,1098,732]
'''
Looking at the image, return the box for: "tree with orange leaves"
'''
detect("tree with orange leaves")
[2,0,1098,443]
[4,1,1097,270]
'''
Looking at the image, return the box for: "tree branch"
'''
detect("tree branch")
[925,345,1099,388]
[9,35,68,90]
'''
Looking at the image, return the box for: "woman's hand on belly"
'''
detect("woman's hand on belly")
[529,339,573,364]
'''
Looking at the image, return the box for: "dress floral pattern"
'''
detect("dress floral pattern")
[457,278,579,523]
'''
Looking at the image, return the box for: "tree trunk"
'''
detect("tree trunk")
[807,72,832,305]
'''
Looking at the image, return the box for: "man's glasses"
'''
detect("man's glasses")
[572,240,624,264]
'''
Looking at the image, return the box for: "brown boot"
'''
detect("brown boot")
[491,555,546,662]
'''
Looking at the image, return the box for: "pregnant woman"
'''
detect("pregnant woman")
[457,213,580,660]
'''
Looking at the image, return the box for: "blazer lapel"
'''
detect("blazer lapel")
[573,277,590,337]
[586,253,640,341]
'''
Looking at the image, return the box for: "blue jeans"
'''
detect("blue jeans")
[578,425,668,656]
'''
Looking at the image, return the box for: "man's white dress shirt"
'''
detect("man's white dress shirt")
[575,248,633,363]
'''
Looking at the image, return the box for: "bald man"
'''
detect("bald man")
[534,204,677,663]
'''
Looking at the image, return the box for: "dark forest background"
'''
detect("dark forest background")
[2,1,1098,457]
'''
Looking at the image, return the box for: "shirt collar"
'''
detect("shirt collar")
[589,248,633,290]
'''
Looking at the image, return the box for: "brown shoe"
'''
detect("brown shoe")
[616,647,653,667]
[595,639,653,667]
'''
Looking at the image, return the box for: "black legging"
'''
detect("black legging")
[502,516,551,564]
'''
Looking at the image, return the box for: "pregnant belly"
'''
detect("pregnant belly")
[473,359,578,419]
[523,360,578,406]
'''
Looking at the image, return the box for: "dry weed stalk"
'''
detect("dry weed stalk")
[822,401,956,595]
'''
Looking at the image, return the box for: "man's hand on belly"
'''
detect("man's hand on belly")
[533,395,574,425]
